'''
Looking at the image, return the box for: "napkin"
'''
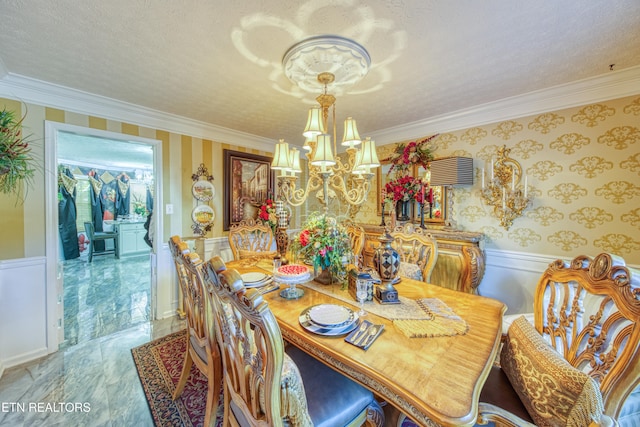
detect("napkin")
[345,320,384,350]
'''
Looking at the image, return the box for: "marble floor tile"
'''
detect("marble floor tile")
[0,314,183,426]
[0,255,184,426]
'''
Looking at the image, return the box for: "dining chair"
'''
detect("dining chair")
[202,256,385,427]
[476,252,640,426]
[168,236,222,427]
[84,221,118,262]
[390,223,438,283]
[227,218,277,261]
[344,220,366,268]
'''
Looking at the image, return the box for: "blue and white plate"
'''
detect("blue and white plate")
[299,305,359,336]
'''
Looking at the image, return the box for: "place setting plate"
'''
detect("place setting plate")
[299,304,359,336]
[241,272,273,288]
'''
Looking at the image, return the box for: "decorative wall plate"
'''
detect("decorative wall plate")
[192,180,215,202]
[192,205,215,225]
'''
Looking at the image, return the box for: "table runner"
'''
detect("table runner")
[301,279,468,338]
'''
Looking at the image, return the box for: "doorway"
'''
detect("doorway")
[44,122,163,350]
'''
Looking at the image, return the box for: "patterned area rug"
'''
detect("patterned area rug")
[131,330,223,427]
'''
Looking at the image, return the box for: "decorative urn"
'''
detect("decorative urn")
[373,231,400,304]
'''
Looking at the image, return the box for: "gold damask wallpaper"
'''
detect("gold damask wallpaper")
[358,95,640,265]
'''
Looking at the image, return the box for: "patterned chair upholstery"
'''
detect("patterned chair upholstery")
[203,256,385,427]
[390,223,438,283]
[168,236,222,427]
[227,218,277,261]
[477,253,640,427]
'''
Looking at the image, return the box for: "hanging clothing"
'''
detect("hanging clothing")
[115,174,131,219]
[146,186,154,213]
[88,172,106,252]
[58,167,80,260]
[99,171,117,221]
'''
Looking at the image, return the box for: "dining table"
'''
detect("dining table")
[227,258,506,427]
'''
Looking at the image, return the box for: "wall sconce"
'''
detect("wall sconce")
[480,145,531,230]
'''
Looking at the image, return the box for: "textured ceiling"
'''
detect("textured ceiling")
[1,0,640,148]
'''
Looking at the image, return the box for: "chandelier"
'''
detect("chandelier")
[271,36,380,219]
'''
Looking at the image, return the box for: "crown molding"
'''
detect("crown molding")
[370,65,640,146]
[2,66,639,150]
[0,73,276,151]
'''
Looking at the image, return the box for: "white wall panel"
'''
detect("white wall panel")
[0,257,49,368]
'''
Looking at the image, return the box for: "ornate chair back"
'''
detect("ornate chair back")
[203,261,310,426]
[344,220,366,267]
[228,218,277,261]
[478,252,640,426]
[167,236,221,426]
[533,253,640,419]
[390,223,439,283]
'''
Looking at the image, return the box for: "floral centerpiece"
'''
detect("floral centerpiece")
[0,108,35,199]
[257,197,277,233]
[290,212,353,283]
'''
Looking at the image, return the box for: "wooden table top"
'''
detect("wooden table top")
[228,260,506,427]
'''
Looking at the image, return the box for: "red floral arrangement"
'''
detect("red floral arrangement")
[257,198,277,233]
[384,175,426,203]
[387,134,438,174]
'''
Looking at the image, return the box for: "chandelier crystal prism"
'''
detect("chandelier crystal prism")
[272,35,380,219]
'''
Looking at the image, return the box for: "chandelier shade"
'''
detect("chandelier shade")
[271,140,291,171]
[355,137,380,172]
[288,147,302,174]
[303,106,325,138]
[341,117,362,148]
[311,134,336,170]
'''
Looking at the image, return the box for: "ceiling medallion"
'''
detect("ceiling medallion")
[282,35,371,94]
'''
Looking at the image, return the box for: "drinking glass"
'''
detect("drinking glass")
[273,256,282,274]
[356,280,368,316]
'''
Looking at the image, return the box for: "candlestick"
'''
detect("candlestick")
[491,159,494,180]
[524,175,528,198]
[511,170,515,191]
[421,184,425,203]
[481,168,485,189]
[428,188,433,204]
[502,187,506,210]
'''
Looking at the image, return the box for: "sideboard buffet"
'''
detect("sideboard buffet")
[360,224,485,294]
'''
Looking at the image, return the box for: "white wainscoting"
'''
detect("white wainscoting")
[477,249,562,315]
[0,257,50,371]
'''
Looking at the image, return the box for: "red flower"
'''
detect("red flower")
[299,229,310,247]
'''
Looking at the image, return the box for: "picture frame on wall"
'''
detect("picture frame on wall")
[223,149,274,231]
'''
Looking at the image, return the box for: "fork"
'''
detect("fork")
[361,325,380,348]
[352,322,368,344]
